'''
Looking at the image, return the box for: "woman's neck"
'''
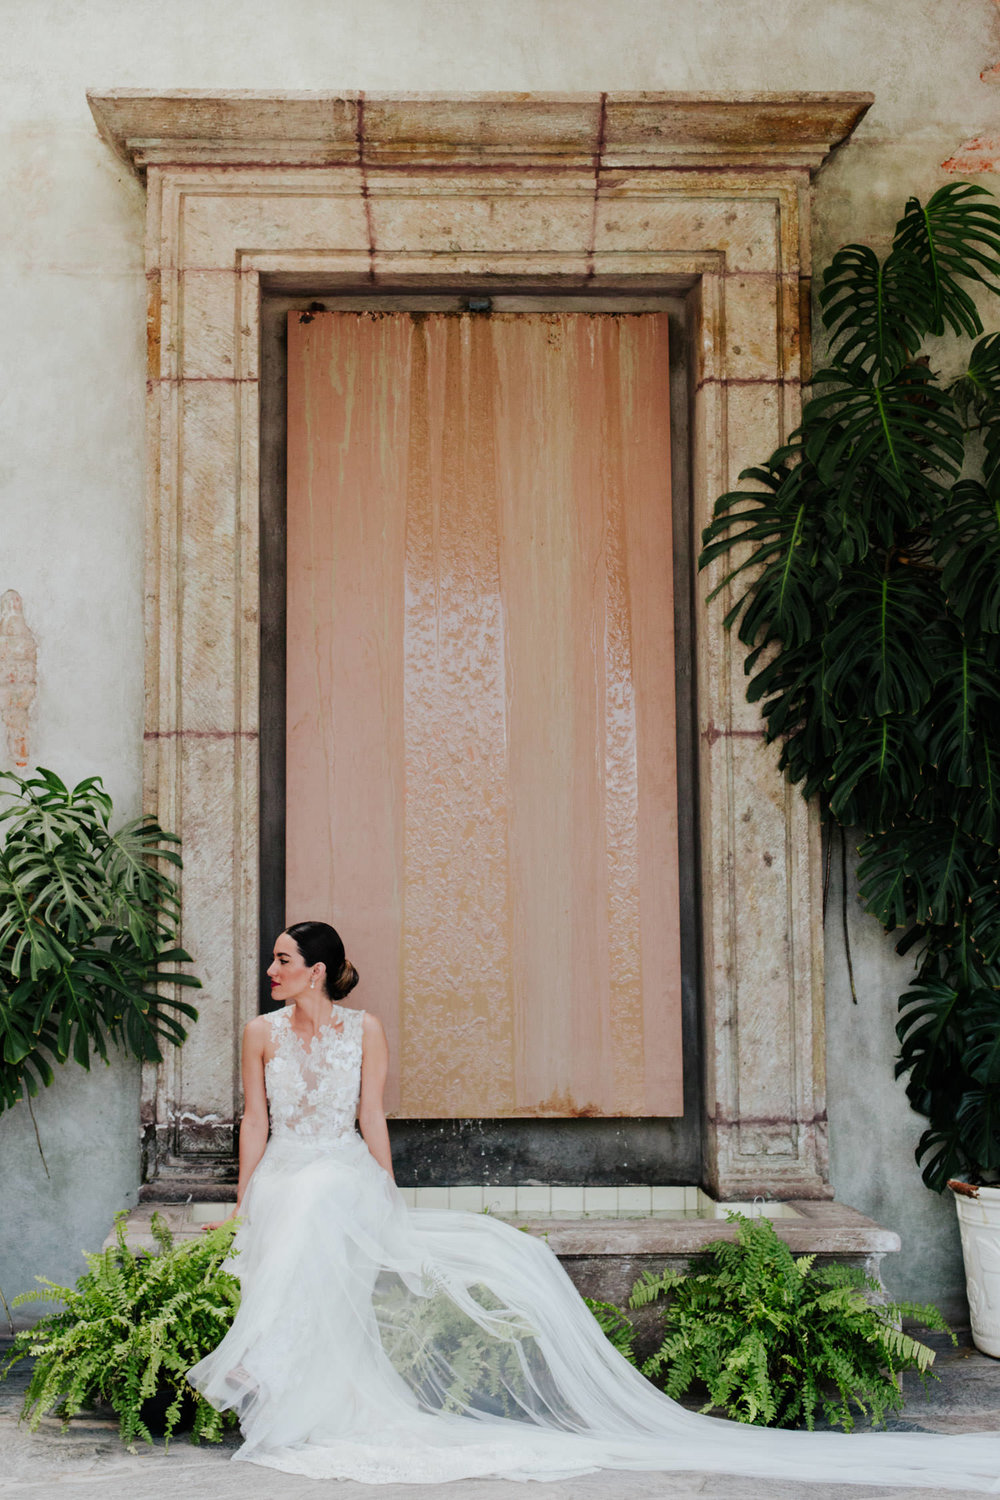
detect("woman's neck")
[290,991,336,1036]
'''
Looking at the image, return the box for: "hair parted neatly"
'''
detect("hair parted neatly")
[284,920,360,1001]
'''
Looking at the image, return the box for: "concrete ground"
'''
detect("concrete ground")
[2,1335,999,1499]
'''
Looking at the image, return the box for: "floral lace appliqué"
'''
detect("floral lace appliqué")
[264,1005,364,1142]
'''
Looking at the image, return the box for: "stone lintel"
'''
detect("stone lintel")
[87,90,873,178]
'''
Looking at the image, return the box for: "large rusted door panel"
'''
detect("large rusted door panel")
[286,310,682,1117]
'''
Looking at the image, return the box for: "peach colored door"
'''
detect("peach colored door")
[286,310,682,1118]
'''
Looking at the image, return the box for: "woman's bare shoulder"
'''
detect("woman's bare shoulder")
[244,1012,274,1047]
[361,1010,386,1042]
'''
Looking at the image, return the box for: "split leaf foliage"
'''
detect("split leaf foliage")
[0,1213,240,1446]
[625,1214,949,1431]
[699,183,1000,1190]
[0,768,200,1113]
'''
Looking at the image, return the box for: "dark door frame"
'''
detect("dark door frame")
[259,285,703,1186]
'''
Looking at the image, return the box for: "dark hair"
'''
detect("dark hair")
[284,921,360,1001]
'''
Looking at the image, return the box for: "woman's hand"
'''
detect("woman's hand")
[202,1207,239,1232]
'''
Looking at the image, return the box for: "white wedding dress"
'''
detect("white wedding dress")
[189,1004,1000,1490]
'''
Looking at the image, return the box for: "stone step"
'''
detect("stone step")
[108,1196,899,1311]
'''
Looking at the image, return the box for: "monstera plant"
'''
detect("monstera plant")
[700,183,1000,1194]
[0,768,200,1125]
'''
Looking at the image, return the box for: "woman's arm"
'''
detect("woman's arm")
[358,1011,394,1181]
[205,1016,270,1229]
[236,1016,271,1205]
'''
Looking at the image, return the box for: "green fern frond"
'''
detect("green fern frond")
[584,1298,635,1360]
[1,1219,240,1445]
[621,1214,946,1431]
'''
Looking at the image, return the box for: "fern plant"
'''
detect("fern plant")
[376,1277,540,1417]
[584,1297,636,1361]
[0,768,200,1113]
[699,183,1000,1190]
[627,1215,949,1431]
[0,1213,240,1446]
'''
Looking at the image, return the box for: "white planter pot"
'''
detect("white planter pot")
[950,1181,1000,1357]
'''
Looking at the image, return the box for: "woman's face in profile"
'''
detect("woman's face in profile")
[267,932,311,1003]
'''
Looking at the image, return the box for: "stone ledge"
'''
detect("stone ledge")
[530,1201,899,1312]
[524,1200,900,1258]
[87,90,873,179]
[108,1196,898,1329]
[109,1196,897,1259]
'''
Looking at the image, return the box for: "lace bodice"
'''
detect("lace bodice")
[264,1005,364,1141]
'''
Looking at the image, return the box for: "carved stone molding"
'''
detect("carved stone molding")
[91,90,871,174]
[88,89,872,1200]
[0,591,37,770]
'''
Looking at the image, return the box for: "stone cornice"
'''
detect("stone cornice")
[87,90,873,178]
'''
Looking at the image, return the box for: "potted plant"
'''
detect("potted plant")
[698,184,1000,1352]
[1,1213,239,1445]
[621,1214,949,1430]
[0,767,200,1122]
[585,1215,949,1428]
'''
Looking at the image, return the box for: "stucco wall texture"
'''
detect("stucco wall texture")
[1,0,998,1321]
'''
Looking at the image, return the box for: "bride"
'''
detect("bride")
[189,921,1000,1491]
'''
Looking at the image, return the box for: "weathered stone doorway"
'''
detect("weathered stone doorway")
[87,90,872,1202]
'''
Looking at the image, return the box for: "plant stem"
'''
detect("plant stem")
[25,1093,50,1179]
[0,1282,13,1338]
[822,819,834,920]
[841,828,858,1005]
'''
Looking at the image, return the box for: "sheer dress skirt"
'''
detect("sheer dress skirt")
[188,1007,1000,1489]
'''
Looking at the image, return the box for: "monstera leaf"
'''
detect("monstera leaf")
[965,991,1000,1089]
[914,1122,974,1195]
[893,183,1000,339]
[895,971,967,1100]
[804,365,963,528]
[0,769,200,1115]
[701,451,833,650]
[985,402,1000,490]
[859,818,983,931]
[747,645,836,802]
[819,242,928,379]
[950,330,1000,422]
[822,562,941,721]
[937,478,1000,633]
[956,1089,1000,1178]
[826,717,924,831]
[922,626,1000,792]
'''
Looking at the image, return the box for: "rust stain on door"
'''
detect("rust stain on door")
[286,309,682,1118]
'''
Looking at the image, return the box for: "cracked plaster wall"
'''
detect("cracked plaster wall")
[1,0,998,1318]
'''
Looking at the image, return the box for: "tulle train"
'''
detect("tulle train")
[189,1134,1000,1490]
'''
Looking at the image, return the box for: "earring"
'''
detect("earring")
[309,977,315,989]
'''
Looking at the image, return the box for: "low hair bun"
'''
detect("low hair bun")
[330,959,360,1001]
